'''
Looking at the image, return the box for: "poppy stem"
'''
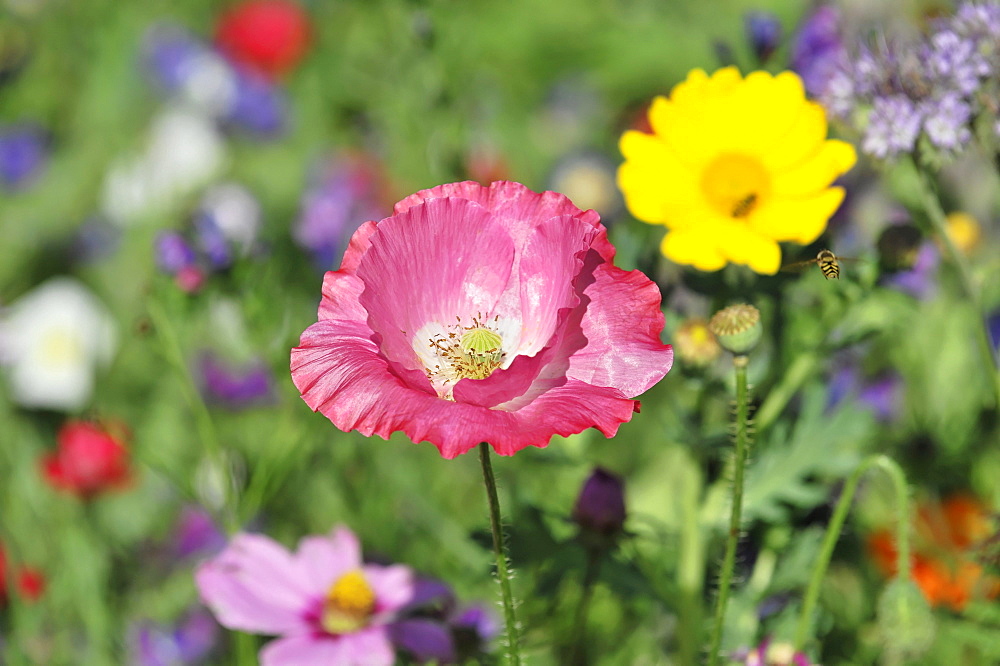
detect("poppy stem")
[478,442,521,665]
[706,354,752,666]
[792,454,910,653]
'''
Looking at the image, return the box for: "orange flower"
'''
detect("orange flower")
[868,494,1000,611]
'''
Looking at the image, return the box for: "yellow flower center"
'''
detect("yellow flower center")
[424,314,506,397]
[701,153,770,219]
[322,569,375,635]
[40,329,84,367]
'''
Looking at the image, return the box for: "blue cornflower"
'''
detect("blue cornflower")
[0,124,48,189]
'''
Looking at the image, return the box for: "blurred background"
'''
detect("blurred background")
[1,0,999,664]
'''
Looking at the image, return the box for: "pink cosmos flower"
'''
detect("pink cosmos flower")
[291,181,673,458]
[196,526,413,666]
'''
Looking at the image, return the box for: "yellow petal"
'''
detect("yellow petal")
[751,188,846,244]
[716,223,782,274]
[660,226,728,271]
[771,140,857,197]
[759,101,829,171]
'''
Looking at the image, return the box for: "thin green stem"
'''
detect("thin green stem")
[910,160,1000,408]
[567,548,602,665]
[677,454,705,666]
[754,350,820,433]
[478,442,521,665]
[707,355,752,666]
[793,455,910,652]
[147,298,239,534]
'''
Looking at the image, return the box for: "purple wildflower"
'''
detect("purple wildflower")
[155,231,197,275]
[862,95,924,160]
[745,11,782,64]
[791,6,844,96]
[197,352,273,410]
[388,577,496,664]
[883,242,939,299]
[223,70,287,137]
[922,93,972,151]
[192,216,232,269]
[924,30,991,95]
[389,619,457,663]
[950,2,1000,43]
[142,24,236,116]
[0,124,48,189]
[130,609,220,666]
[807,2,998,160]
[829,365,902,423]
[173,506,225,560]
[294,154,388,269]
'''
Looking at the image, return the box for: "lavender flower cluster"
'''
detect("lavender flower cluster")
[796,2,1000,161]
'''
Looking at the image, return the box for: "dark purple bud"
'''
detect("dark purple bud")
[0,124,48,189]
[791,6,844,96]
[745,11,782,64]
[389,619,456,663]
[155,231,197,274]
[572,468,626,538]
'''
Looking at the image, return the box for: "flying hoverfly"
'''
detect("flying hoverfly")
[780,249,856,280]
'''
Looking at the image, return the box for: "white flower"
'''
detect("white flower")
[102,106,226,225]
[199,182,262,254]
[0,278,117,411]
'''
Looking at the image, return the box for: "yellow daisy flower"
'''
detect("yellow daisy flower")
[617,67,857,275]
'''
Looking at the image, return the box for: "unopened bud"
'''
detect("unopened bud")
[572,468,626,543]
[745,11,782,64]
[709,304,762,355]
[877,578,935,661]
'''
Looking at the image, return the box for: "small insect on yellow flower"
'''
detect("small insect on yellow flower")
[617,67,857,275]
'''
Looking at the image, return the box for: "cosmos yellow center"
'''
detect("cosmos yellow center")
[321,570,375,635]
[701,153,770,219]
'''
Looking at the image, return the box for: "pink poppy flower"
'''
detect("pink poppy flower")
[196,527,413,666]
[291,180,673,458]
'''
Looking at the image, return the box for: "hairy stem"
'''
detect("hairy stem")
[707,354,752,666]
[793,455,910,652]
[478,442,521,665]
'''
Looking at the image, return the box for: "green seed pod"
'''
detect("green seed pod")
[877,577,936,661]
[708,304,762,355]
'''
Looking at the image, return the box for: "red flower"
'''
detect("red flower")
[41,421,132,499]
[868,494,1000,611]
[215,0,310,79]
[0,544,45,604]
